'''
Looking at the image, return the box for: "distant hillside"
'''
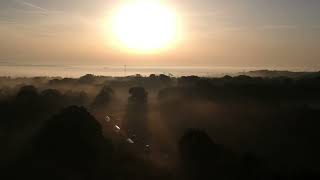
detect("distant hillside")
[238,70,320,78]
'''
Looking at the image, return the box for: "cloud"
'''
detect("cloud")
[18,0,49,13]
[9,0,63,15]
[222,26,250,32]
[312,25,320,30]
[182,10,226,18]
[260,25,297,30]
[0,0,96,38]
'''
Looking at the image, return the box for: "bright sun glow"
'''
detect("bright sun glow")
[111,0,178,53]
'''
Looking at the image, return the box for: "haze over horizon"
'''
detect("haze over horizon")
[1,0,320,70]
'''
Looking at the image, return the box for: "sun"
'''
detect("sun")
[111,0,179,53]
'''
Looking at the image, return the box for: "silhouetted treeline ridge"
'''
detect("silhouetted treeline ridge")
[238,70,320,79]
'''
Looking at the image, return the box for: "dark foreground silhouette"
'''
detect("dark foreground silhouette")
[0,73,320,179]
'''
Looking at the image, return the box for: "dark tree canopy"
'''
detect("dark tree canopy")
[78,74,96,84]
[128,86,148,104]
[7,106,113,180]
[92,86,114,107]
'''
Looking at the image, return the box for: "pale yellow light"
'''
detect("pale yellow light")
[111,0,178,53]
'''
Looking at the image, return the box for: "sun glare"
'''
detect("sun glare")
[110,0,179,53]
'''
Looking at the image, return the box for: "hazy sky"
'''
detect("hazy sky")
[1,0,320,69]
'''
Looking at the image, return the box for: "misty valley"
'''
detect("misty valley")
[0,73,320,179]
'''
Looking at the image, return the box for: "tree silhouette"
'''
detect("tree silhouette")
[124,87,149,145]
[78,74,95,84]
[92,86,114,108]
[179,129,237,180]
[8,106,113,180]
[128,86,148,104]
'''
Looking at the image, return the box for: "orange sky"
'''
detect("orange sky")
[0,0,320,70]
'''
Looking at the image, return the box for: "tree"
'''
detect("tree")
[92,86,114,107]
[78,74,95,84]
[179,129,220,180]
[10,106,113,180]
[124,87,149,145]
[128,86,148,104]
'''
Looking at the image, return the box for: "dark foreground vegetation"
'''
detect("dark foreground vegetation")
[1,72,320,179]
